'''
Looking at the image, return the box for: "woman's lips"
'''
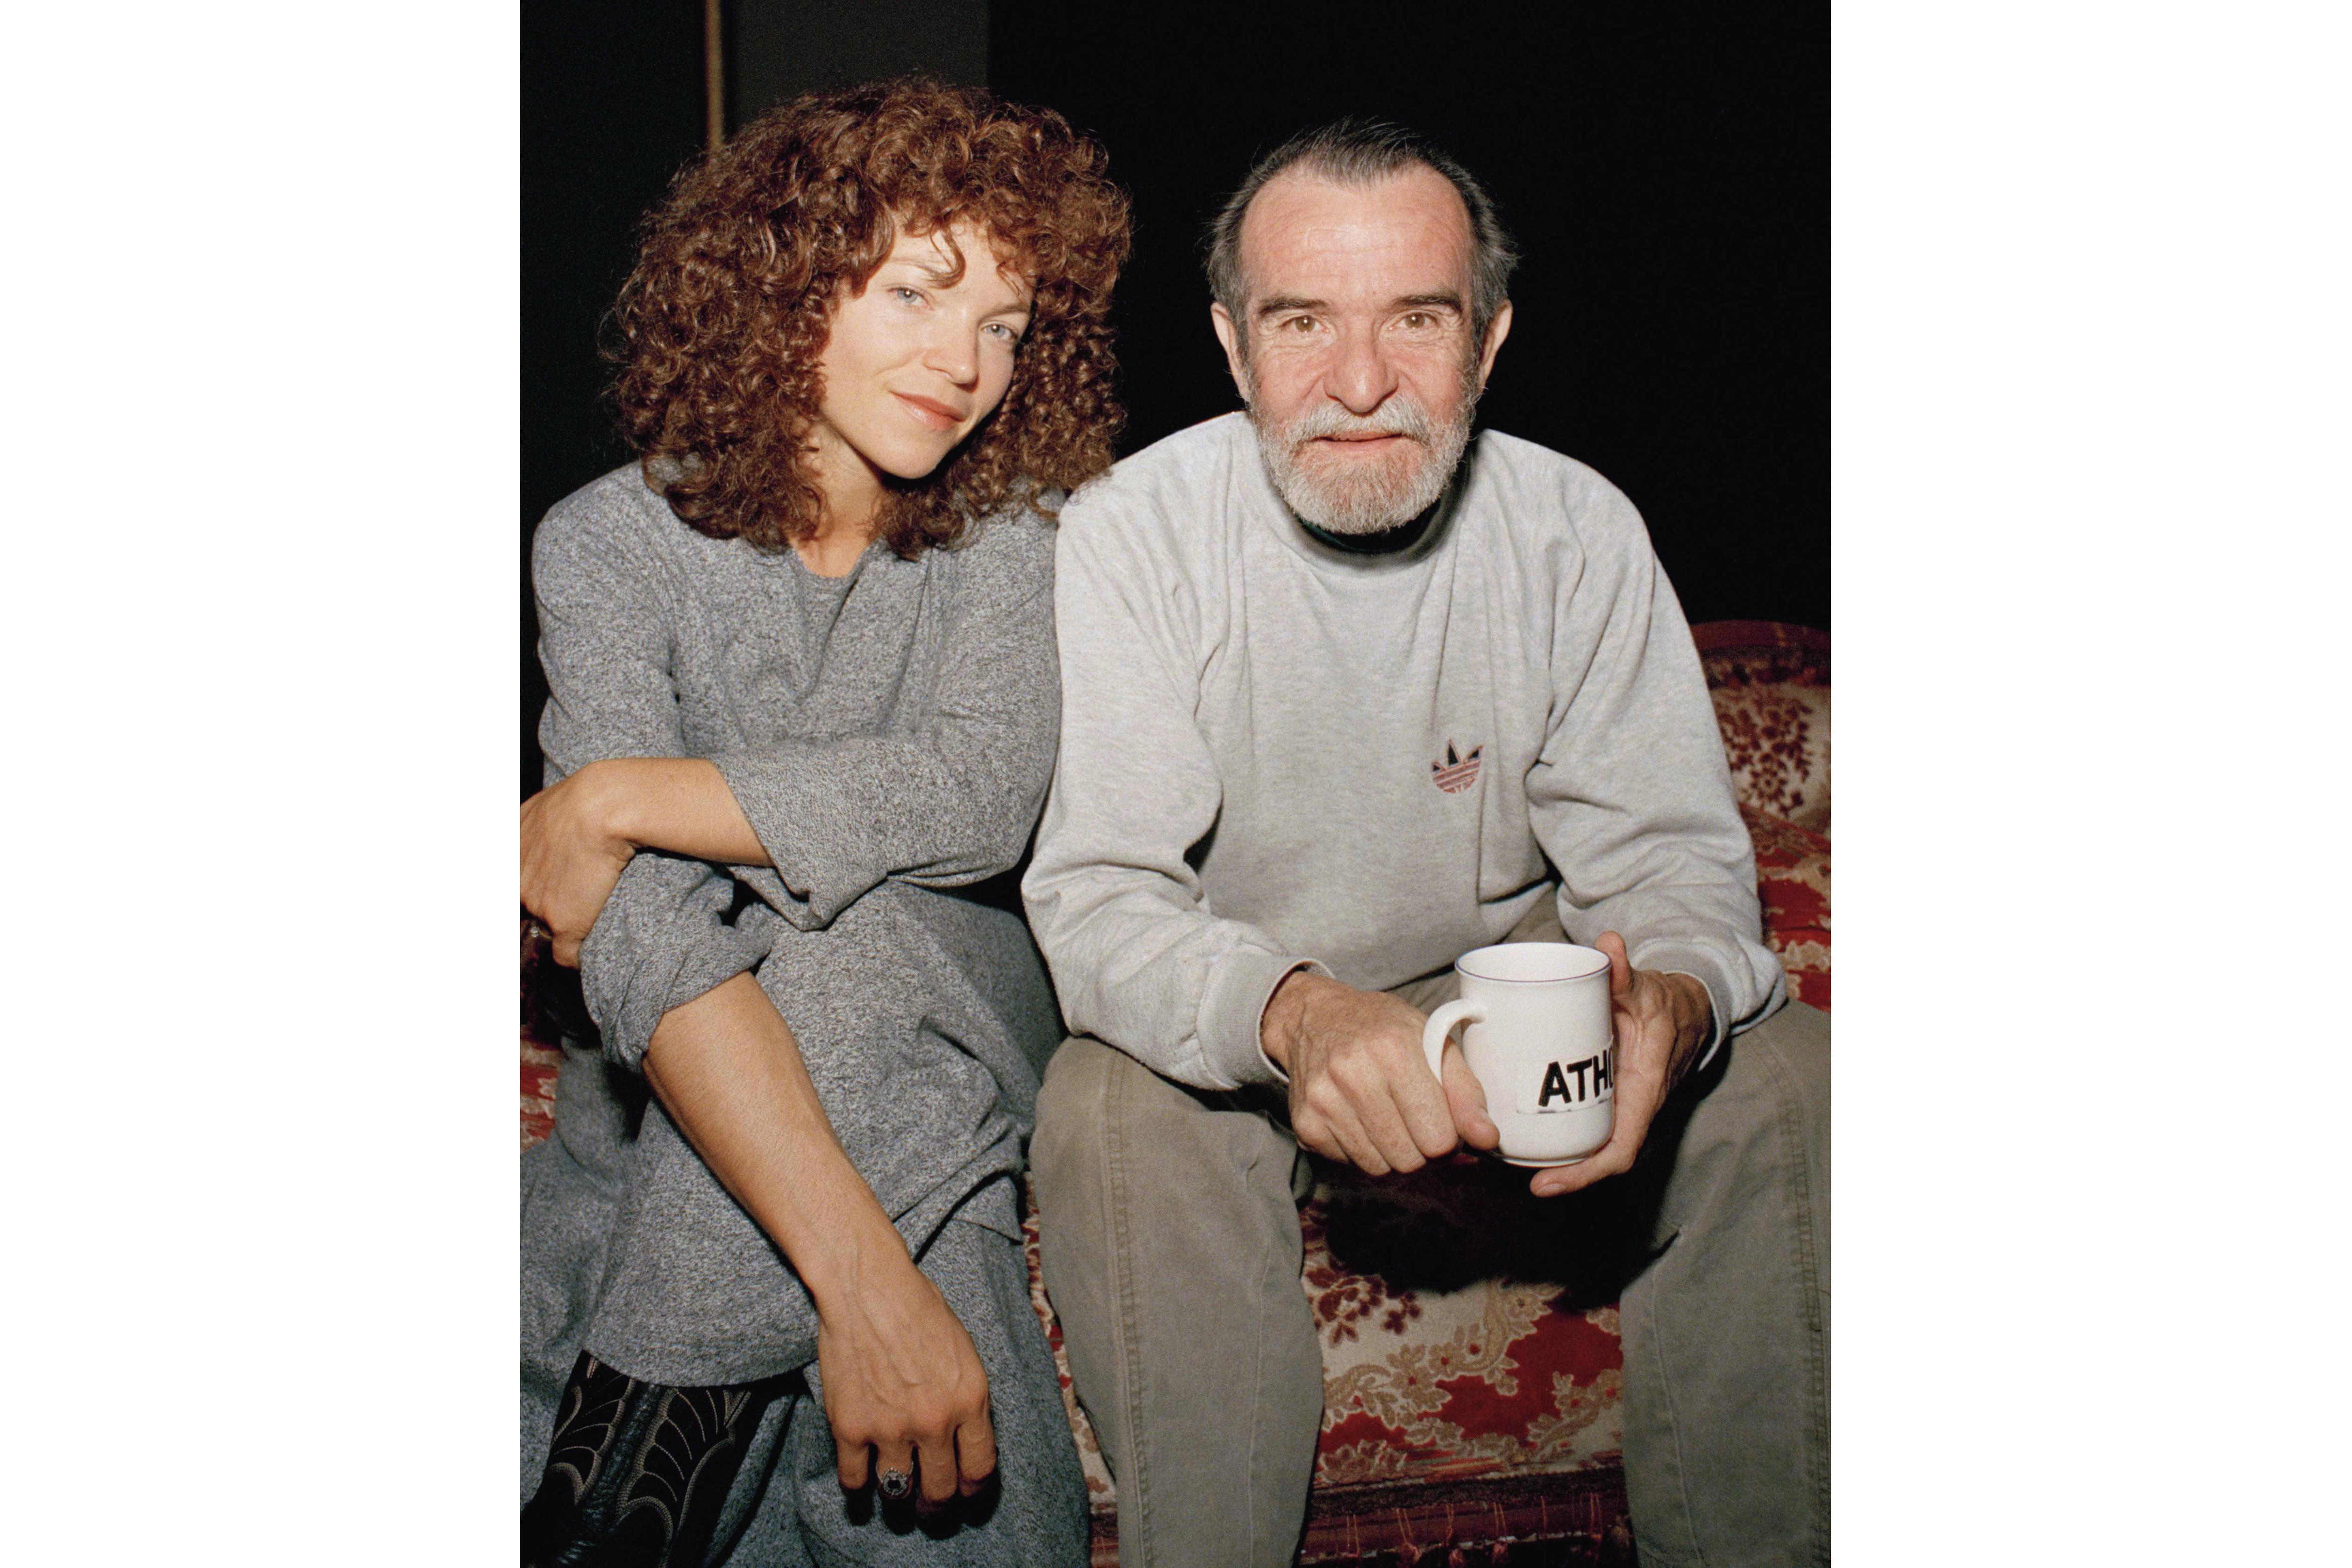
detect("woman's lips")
[894,392,965,430]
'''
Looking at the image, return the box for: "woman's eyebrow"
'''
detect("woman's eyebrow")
[894,257,964,283]
[882,239,969,284]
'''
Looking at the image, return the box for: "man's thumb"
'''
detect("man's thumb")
[1441,1044,1499,1148]
[1597,930,1633,996]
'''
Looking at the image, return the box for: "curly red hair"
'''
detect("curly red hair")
[609,80,1132,557]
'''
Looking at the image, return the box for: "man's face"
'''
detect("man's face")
[1211,165,1511,534]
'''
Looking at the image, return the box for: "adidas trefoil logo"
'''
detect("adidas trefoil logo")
[1431,740,1483,794]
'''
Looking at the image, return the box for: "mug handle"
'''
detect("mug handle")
[1422,998,1486,1084]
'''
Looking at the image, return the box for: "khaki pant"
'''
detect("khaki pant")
[1032,909,1830,1568]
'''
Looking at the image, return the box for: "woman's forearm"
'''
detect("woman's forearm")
[644,970,1000,1495]
[520,758,768,968]
[641,971,908,1312]
[590,756,772,866]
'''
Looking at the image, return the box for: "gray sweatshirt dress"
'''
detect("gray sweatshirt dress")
[520,464,1085,1566]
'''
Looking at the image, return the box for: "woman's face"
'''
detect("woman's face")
[810,223,1033,493]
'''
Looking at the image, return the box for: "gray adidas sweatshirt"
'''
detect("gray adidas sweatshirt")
[1022,413,1785,1093]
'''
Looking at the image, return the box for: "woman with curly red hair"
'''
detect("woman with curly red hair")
[518,81,1128,1566]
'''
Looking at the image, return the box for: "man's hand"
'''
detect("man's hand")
[818,1251,998,1508]
[519,761,635,967]
[1262,970,1500,1175]
[1530,931,1713,1198]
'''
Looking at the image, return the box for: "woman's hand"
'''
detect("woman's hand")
[639,973,1000,1511]
[520,761,636,967]
[818,1251,997,1509]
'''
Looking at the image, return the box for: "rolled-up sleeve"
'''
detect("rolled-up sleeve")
[532,492,772,1070]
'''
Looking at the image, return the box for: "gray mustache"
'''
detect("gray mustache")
[1283,399,1437,445]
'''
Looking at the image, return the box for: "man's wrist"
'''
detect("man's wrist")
[1261,965,1347,1074]
[1666,971,1713,1031]
[1220,955,1328,1088]
[1658,971,1716,1080]
[1260,967,1311,1072]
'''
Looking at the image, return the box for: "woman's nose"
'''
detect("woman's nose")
[924,321,980,386]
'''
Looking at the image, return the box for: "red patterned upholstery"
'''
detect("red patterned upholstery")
[520,922,560,1151]
[1698,620,1830,836]
[519,620,1828,1566]
[1018,1164,1636,1567]
[1699,620,1830,1013]
[1748,803,1830,1011]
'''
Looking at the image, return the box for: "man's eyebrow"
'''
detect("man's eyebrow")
[1253,294,1326,318]
[1251,291,1466,318]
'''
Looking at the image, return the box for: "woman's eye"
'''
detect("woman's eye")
[890,287,924,305]
[985,322,1022,342]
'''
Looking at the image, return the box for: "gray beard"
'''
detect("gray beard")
[1245,367,1478,536]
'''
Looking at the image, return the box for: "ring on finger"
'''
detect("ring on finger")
[877,1466,913,1501]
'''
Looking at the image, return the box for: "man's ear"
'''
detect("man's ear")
[1209,303,1250,403]
[1474,300,1514,392]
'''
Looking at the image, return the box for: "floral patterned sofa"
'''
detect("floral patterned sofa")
[521,620,1828,1567]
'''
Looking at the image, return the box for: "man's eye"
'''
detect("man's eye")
[1287,316,1317,332]
[1403,313,1429,328]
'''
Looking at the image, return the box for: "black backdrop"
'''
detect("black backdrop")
[522,1,1825,796]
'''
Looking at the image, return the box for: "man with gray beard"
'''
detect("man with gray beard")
[1022,120,1830,1568]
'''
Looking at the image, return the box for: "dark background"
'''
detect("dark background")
[522,0,1825,796]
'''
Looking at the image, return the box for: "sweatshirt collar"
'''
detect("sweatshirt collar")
[1240,420,1466,575]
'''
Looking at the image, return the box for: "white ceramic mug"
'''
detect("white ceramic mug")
[1421,942,1617,1167]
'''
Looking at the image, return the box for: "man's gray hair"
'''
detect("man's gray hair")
[1204,118,1519,344]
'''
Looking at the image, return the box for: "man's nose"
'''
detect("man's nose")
[924,318,981,387]
[1327,325,1398,415]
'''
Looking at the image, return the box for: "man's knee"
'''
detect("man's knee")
[1037,1035,1286,1178]
[1032,1036,1305,1276]
[1736,998,1830,1132]
[1033,1034,1113,1179]
[1650,999,1829,1220]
